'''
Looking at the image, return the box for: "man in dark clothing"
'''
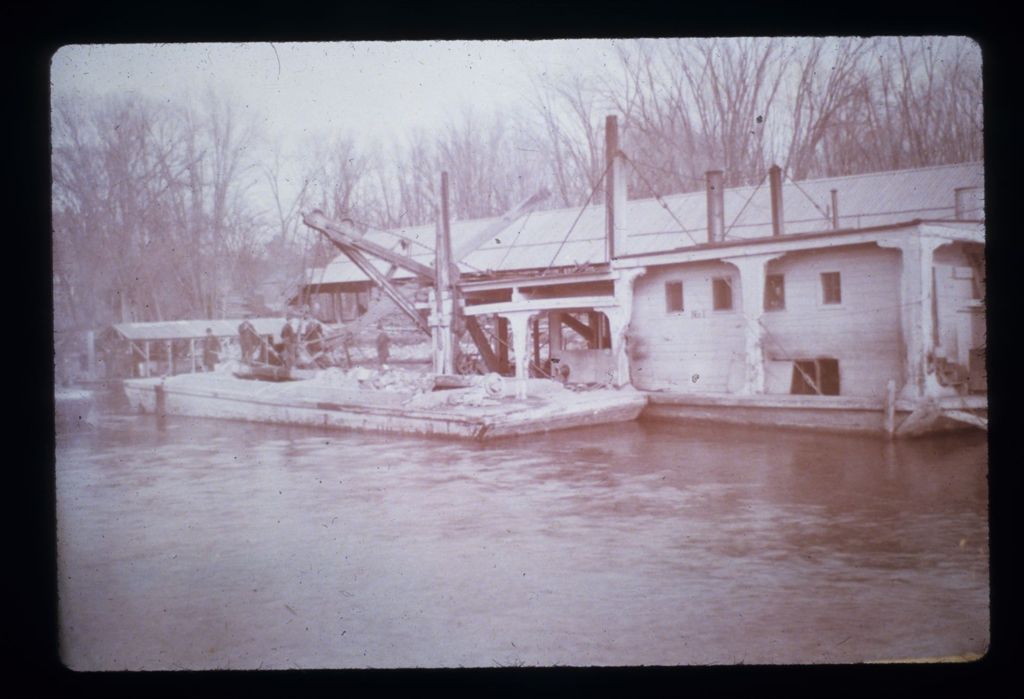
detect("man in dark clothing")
[280,313,298,368]
[238,318,259,365]
[202,328,220,372]
[376,325,390,367]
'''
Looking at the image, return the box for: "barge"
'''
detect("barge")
[121,372,648,442]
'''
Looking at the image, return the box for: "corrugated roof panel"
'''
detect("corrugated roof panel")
[307,162,984,284]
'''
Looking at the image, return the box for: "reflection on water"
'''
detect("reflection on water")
[55,404,988,669]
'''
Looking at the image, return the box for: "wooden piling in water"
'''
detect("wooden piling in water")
[884,379,896,436]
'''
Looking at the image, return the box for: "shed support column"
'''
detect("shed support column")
[497,316,510,374]
[143,341,150,378]
[548,312,562,360]
[723,254,779,395]
[190,339,196,373]
[610,268,646,387]
[502,312,533,399]
[879,236,945,400]
[166,340,173,375]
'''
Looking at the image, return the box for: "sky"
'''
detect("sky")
[50,40,624,148]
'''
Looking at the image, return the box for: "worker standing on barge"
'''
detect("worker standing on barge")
[202,328,220,372]
[281,312,298,368]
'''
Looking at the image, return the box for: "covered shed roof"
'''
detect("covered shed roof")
[109,317,287,342]
[304,162,984,287]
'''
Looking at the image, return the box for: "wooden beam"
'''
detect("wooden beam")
[560,312,592,338]
[464,316,501,373]
[337,243,430,335]
[497,316,510,374]
[303,210,437,282]
[462,295,619,317]
[452,187,551,261]
[943,410,988,430]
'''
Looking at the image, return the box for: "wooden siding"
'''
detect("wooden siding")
[629,261,745,392]
[629,245,905,398]
[933,243,983,367]
[762,245,903,398]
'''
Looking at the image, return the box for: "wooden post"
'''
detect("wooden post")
[611,267,646,387]
[497,316,510,375]
[190,339,196,372]
[879,235,943,400]
[536,315,544,374]
[723,254,779,394]
[549,312,562,358]
[884,378,897,436]
[143,341,150,378]
[166,340,173,375]
[506,312,531,399]
[434,171,456,375]
[588,311,601,349]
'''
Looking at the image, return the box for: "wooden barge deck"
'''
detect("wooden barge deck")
[122,374,648,441]
[120,373,986,440]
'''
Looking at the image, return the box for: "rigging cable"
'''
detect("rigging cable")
[786,173,832,225]
[620,152,699,247]
[722,171,769,239]
[544,159,613,271]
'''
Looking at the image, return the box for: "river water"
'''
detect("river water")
[55,399,988,669]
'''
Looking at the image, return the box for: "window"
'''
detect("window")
[790,358,840,395]
[821,272,842,305]
[712,277,733,311]
[665,281,684,313]
[764,274,785,311]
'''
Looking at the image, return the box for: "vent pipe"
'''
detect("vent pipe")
[769,164,784,237]
[604,115,626,259]
[830,188,839,229]
[705,170,725,243]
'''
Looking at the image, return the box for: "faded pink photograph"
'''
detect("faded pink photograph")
[52,38,987,670]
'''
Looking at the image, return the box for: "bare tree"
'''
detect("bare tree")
[52,88,264,326]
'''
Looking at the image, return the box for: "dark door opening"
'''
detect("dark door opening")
[790,358,840,395]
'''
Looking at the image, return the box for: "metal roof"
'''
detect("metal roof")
[306,162,984,286]
[110,317,287,342]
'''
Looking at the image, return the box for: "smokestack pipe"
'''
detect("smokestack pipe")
[769,164,784,237]
[830,189,839,229]
[605,115,622,260]
[705,170,725,243]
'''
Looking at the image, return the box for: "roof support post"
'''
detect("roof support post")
[433,172,457,375]
[878,234,947,401]
[722,254,782,395]
[500,311,534,399]
[497,316,510,375]
[548,312,563,360]
[608,267,646,387]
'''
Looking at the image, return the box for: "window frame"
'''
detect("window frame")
[819,271,843,307]
[711,276,734,312]
[664,280,685,314]
[764,273,786,312]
